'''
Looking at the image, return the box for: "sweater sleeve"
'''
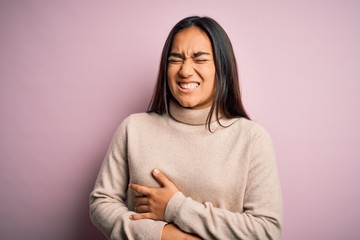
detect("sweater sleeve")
[164,124,283,239]
[89,119,167,240]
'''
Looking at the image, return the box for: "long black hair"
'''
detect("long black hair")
[147,16,250,128]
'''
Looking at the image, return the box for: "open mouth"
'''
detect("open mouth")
[178,82,199,89]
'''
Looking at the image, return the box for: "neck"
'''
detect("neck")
[168,100,217,125]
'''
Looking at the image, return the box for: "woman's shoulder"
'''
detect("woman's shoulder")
[111,112,163,137]
[118,112,165,129]
[229,117,272,139]
[124,111,158,122]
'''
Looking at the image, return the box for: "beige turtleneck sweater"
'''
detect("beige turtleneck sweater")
[89,101,283,240]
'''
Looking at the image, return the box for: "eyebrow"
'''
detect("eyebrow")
[169,51,211,59]
[193,52,211,58]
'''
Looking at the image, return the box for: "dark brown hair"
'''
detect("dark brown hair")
[147,16,250,128]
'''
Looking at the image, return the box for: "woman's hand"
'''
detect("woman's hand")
[161,224,202,240]
[130,169,179,221]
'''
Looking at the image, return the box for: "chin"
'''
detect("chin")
[179,102,195,108]
[174,99,193,108]
[174,97,205,109]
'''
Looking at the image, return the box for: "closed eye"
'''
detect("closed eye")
[168,58,183,64]
[194,59,210,64]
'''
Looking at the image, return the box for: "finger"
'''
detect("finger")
[136,204,150,213]
[152,168,172,187]
[130,183,151,195]
[130,213,153,220]
[134,196,150,205]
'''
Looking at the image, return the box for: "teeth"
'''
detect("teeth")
[179,82,199,89]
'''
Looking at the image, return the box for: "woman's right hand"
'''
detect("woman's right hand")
[161,224,202,240]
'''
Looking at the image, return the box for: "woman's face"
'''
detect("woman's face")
[167,27,216,110]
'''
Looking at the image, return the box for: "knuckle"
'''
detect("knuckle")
[148,198,155,205]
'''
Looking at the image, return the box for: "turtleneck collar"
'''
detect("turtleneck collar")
[168,100,218,125]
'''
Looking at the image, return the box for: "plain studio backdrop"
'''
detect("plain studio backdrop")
[0,1,359,239]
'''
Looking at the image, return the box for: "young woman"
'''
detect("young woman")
[90,16,283,240]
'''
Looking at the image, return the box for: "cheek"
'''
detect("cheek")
[198,66,216,84]
[167,66,176,80]
[204,70,216,94]
[208,66,216,87]
[167,67,179,84]
[167,69,176,94]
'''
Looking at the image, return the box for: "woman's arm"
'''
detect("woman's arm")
[161,224,202,240]
[89,119,167,240]
[131,125,282,239]
[165,125,282,239]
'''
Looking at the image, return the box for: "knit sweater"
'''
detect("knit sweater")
[89,101,283,240]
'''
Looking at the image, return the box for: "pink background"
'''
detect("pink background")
[1,1,359,239]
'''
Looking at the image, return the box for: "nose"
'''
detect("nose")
[179,59,194,78]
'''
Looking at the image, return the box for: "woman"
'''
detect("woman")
[90,16,282,240]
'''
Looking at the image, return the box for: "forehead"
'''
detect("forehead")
[171,27,213,53]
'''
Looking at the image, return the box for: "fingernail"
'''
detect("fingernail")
[153,169,159,175]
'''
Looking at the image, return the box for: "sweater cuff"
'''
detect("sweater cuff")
[148,220,167,240]
[164,191,186,223]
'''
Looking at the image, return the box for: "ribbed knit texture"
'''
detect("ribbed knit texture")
[90,101,283,240]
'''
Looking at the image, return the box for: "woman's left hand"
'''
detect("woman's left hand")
[130,169,179,221]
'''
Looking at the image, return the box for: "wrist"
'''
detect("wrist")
[165,192,186,222]
[161,224,191,240]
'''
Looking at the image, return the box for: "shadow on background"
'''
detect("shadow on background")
[75,150,108,240]
[77,207,106,240]
[74,92,151,240]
